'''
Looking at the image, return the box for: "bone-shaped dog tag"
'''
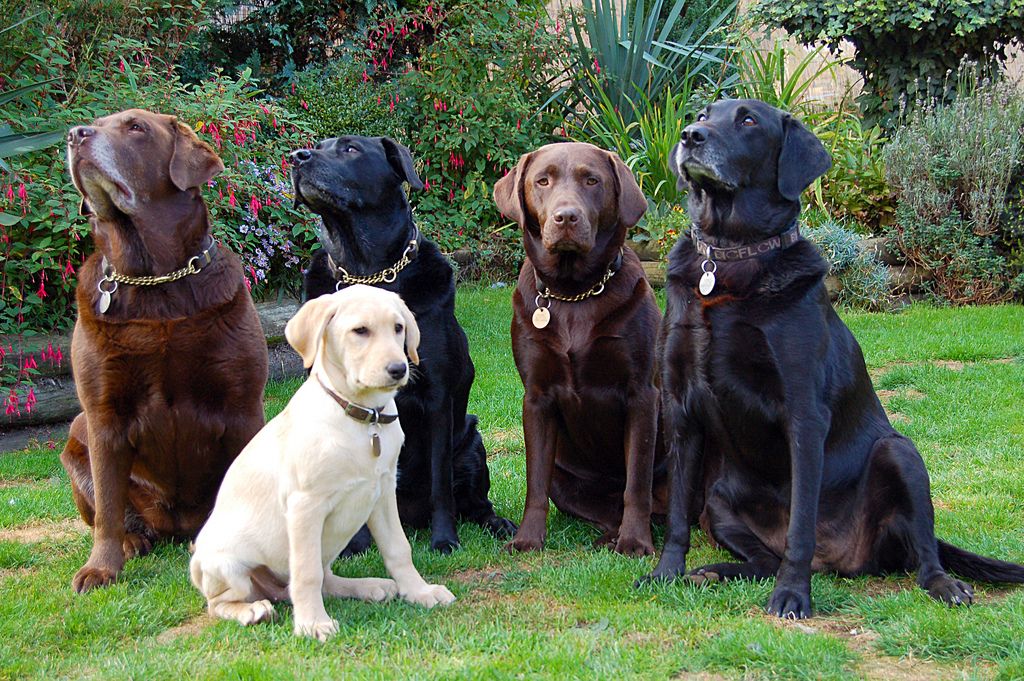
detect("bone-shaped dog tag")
[370,432,381,458]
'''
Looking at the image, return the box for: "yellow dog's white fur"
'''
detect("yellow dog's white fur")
[190,285,455,641]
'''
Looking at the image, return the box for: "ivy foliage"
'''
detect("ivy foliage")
[752,0,1024,125]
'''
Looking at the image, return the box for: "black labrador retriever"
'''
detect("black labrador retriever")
[644,99,1024,618]
[291,135,516,553]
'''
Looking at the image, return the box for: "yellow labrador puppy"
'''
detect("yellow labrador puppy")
[190,284,455,641]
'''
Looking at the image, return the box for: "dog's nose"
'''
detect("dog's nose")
[67,126,96,144]
[290,149,313,165]
[681,124,708,148]
[552,207,580,225]
[386,362,407,381]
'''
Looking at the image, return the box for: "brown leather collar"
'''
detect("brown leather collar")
[691,222,801,262]
[316,374,398,425]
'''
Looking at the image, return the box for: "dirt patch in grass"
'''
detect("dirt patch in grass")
[672,671,732,680]
[0,478,37,489]
[870,356,1018,382]
[771,613,993,680]
[932,360,965,372]
[155,614,216,644]
[877,389,925,403]
[0,566,35,580]
[0,517,88,544]
[449,567,505,586]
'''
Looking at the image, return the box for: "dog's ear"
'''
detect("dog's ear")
[169,119,225,191]
[607,150,647,228]
[285,295,339,369]
[395,296,421,365]
[493,152,532,227]
[777,114,832,202]
[78,198,93,216]
[381,137,424,191]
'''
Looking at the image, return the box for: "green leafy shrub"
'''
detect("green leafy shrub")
[282,60,403,140]
[357,0,565,273]
[752,0,1024,126]
[186,0,390,87]
[882,77,1024,304]
[805,217,890,309]
[808,110,894,234]
[633,202,688,258]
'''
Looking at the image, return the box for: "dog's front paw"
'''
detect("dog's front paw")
[238,599,276,625]
[505,528,545,553]
[925,574,974,606]
[430,535,460,554]
[403,584,455,608]
[122,532,153,560]
[613,533,655,557]
[766,584,813,619]
[294,616,339,642]
[72,563,120,593]
[482,514,518,538]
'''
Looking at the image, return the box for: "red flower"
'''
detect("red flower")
[25,388,36,414]
[5,389,19,417]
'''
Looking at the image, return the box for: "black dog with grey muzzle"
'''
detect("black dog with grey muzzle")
[643,98,1024,618]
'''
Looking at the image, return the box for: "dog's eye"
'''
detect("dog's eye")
[128,123,144,132]
[585,177,599,186]
[395,323,404,334]
[741,116,757,127]
[343,146,359,153]
[536,177,549,187]
[353,326,369,336]
[696,113,708,122]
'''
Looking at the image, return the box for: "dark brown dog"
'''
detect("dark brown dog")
[493,142,668,555]
[62,109,268,592]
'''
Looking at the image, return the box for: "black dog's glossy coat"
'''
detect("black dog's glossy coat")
[292,135,515,553]
[645,99,1024,617]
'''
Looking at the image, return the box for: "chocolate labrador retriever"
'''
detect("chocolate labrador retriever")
[291,135,515,553]
[644,99,1024,617]
[62,109,268,592]
[494,142,668,555]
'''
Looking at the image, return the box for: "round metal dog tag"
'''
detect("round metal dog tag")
[699,271,716,296]
[532,306,551,329]
[98,290,111,314]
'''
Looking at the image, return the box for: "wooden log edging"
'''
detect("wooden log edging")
[1,299,306,432]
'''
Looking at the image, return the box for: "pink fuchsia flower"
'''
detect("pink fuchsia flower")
[5,389,19,417]
[25,388,36,414]
[36,280,46,299]
[228,186,236,208]
[593,58,601,74]
[249,196,262,216]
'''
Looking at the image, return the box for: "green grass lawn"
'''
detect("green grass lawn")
[1,288,1023,680]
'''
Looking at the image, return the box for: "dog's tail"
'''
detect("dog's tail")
[938,540,1024,583]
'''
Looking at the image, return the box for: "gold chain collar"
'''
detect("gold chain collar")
[327,230,419,290]
[536,248,623,303]
[530,249,623,330]
[96,235,217,314]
